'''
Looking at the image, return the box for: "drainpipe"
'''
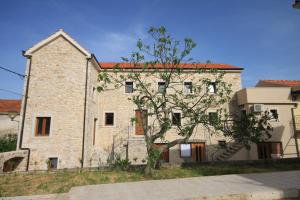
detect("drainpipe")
[291,108,300,157]
[81,58,90,168]
[18,51,32,171]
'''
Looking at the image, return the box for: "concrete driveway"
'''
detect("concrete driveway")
[3,170,300,200]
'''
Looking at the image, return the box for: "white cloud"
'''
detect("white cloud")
[86,25,147,61]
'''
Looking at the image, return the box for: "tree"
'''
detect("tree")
[98,26,272,175]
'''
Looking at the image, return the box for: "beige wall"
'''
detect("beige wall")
[20,36,88,170]
[237,88,298,159]
[92,71,242,165]
[0,114,19,137]
[237,87,292,105]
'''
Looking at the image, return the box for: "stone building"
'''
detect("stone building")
[15,30,298,171]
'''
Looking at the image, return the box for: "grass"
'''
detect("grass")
[0,162,299,197]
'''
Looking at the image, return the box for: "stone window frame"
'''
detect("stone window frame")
[103,111,116,127]
[157,80,166,93]
[124,81,134,94]
[46,156,59,170]
[171,112,182,127]
[32,113,53,138]
[183,81,193,94]
[207,81,217,94]
[92,86,97,103]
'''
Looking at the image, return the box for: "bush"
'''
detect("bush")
[0,134,17,153]
[109,155,131,171]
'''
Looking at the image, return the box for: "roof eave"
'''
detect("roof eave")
[24,29,92,58]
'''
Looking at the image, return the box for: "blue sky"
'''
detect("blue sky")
[0,0,299,99]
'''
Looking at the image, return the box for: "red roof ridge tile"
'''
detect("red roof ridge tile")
[0,99,21,113]
[98,62,243,70]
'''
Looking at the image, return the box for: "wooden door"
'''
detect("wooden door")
[135,110,147,135]
[257,142,282,159]
[191,143,206,162]
[154,144,169,162]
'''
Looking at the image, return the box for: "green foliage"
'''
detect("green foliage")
[0,134,17,153]
[146,148,161,169]
[97,26,273,173]
[227,111,273,148]
[109,156,131,171]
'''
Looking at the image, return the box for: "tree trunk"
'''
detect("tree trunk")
[144,162,153,176]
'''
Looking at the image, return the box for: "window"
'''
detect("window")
[93,118,97,145]
[208,82,217,94]
[125,82,133,93]
[208,112,218,125]
[105,113,114,126]
[92,87,96,101]
[135,110,148,135]
[35,117,51,136]
[172,113,181,126]
[180,144,191,157]
[158,82,166,93]
[218,140,226,148]
[269,109,279,121]
[47,157,58,170]
[184,82,192,94]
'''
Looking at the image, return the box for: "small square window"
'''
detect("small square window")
[35,117,51,136]
[158,82,166,93]
[47,157,58,170]
[180,144,191,157]
[208,82,217,94]
[105,113,114,126]
[172,113,181,126]
[125,82,133,93]
[184,82,192,94]
[269,109,279,121]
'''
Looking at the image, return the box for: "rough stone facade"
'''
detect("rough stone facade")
[0,150,28,173]
[15,29,297,171]
[19,33,95,170]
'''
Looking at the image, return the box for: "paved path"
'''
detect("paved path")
[3,170,300,200]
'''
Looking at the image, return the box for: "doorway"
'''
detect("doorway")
[191,143,206,162]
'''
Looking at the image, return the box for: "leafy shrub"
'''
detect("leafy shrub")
[110,155,131,171]
[0,134,17,153]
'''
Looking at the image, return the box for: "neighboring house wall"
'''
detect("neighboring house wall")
[0,99,21,137]
[237,87,298,159]
[0,115,19,137]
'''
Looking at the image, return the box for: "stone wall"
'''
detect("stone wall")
[0,150,28,173]
[94,71,243,164]
[20,36,87,170]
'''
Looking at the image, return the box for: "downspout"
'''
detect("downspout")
[81,58,90,168]
[291,108,300,157]
[19,51,32,171]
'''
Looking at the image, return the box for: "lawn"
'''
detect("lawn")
[0,162,300,197]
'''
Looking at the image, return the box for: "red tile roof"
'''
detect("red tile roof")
[0,99,21,113]
[99,62,243,70]
[257,80,300,87]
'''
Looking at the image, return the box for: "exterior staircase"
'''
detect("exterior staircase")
[215,142,244,161]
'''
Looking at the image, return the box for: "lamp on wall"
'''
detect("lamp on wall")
[7,111,18,121]
[293,0,300,9]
